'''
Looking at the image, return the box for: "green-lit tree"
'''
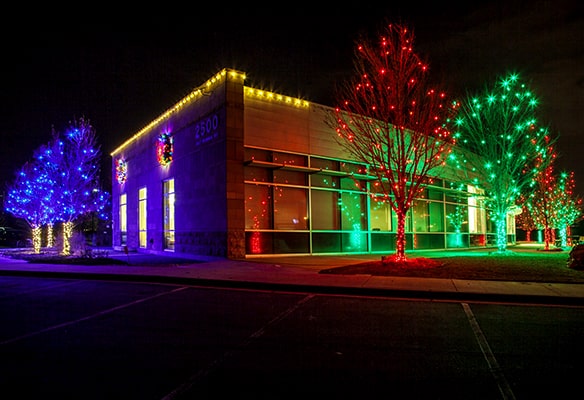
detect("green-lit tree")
[448,73,555,253]
[328,22,456,262]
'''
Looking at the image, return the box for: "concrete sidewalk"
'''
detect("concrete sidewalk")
[0,250,583,306]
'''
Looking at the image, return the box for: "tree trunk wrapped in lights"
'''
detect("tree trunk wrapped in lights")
[327,22,457,262]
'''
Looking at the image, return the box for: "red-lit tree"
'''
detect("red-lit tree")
[551,171,582,247]
[515,202,538,242]
[328,22,456,262]
[528,179,556,250]
[448,73,556,253]
[528,139,558,250]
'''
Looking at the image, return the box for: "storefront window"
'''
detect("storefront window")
[273,186,308,230]
[138,187,147,248]
[339,192,367,231]
[245,185,273,229]
[163,179,175,250]
[369,197,391,231]
[311,189,340,230]
[119,193,127,245]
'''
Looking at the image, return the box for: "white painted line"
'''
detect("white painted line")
[0,286,189,345]
[461,302,516,400]
[162,293,316,399]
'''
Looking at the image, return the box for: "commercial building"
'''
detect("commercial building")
[110,68,515,259]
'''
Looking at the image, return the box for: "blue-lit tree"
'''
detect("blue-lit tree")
[448,73,556,253]
[4,160,51,253]
[4,117,109,255]
[4,138,65,252]
[329,23,457,262]
[50,117,109,255]
[32,138,63,248]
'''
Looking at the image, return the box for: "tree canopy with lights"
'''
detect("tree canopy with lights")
[4,117,109,254]
[328,22,456,262]
[448,73,556,253]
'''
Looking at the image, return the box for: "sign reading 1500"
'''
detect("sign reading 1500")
[194,113,220,145]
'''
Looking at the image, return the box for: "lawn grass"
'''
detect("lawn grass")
[320,246,584,283]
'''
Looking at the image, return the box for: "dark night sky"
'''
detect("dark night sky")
[2,1,583,198]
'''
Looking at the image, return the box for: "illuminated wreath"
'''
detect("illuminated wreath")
[156,133,173,166]
[116,158,128,184]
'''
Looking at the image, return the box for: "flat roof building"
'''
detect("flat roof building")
[110,68,515,259]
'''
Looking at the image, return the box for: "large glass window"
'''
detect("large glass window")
[138,187,147,248]
[413,200,443,232]
[369,197,391,231]
[310,157,339,171]
[311,190,340,230]
[340,176,367,191]
[119,193,127,245]
[339,192,367,231]
[468,185,486,234]
[413,200,430,232]
[243,146,492,254]
[273,186,308,230]
[428,202,444,232]
[163,179,175,250]
[446,203,469,233]
[311,173,339,188]
[245,184,273,229]
[310,158,340,188]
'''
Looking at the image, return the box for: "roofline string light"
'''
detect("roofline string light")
[111,68,311,156]
[111,69,245,156]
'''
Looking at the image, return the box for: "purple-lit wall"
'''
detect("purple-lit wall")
[111,70,246,259]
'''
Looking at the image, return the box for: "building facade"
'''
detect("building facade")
[110,68,515,259]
